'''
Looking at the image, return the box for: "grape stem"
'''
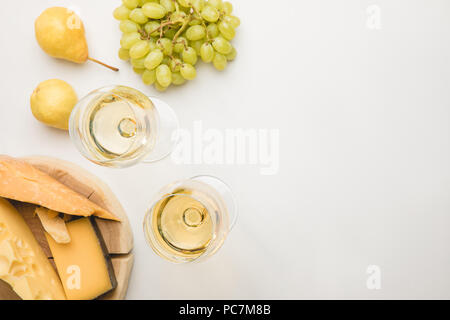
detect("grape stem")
[138,28,148,39]
[172,15,192,43]
[87,57,119,72]
[146,20,179,39]
[169,55,182,66]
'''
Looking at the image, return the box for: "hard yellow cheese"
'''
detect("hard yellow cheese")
[0,198,66,300]
[35,207,71,244]
[45,218,117,300]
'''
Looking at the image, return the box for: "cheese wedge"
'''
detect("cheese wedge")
[45,218,117,300]
[35,207,71,244]
[0,198,66,300]
[46,210,60,219]
[0,156,119,221]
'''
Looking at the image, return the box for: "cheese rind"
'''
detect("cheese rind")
[0,156,120,221]
[46,218,117,300]
[0,198,66,300]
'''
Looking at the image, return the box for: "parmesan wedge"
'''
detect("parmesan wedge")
[35,207,71,244]
[0,156,120,221]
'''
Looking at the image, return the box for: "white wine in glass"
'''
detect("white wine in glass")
[144,176,238,263]
[69,85,179,167]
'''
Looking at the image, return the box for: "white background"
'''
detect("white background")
[1,0,450,299]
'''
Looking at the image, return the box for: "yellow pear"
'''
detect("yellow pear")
[35,7,118,71]
[30,79,78,131]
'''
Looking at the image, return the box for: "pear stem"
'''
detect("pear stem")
[88,57,119,72]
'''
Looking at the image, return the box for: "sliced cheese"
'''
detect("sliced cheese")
[0,198,66,300]
[0,156,119,221]
[45,218,117,300]
[35,207,71,244]
[46,210,60,219]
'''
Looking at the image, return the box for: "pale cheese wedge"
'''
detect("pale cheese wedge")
[0,198,66,300]
[0,156,119,221]
[35,207,71,244]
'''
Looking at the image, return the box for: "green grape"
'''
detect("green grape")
[144,49,164,70]
[177,0,190,8]
[226,46,236,61]
[206,23,219,38]
[192,0,205,12]
[170,11,187,23]
[118,48,130,61]
[212,37,232,54]
[213,53,227,71]
[232,16,241,28]
[123,0,139,10]
[218,21,235,40]
[142,69,157,85]
[130,40,151,59]
[190,40,204,56]
[120,20,139,33]
[130,8,149,24]
[201,5,219,22]
[180,63,197,80]
[131,57,146,69]
[172,72,186,85]
[145,21,161,37]
[148,39,157,51]
[173,37,188,53]
[162,56,171,66]
[133,67,145,74]
[113,6,131,20]
[139,0,155,6]
[155,81,168,92]
[157,38,173,55]
[121,32,141,49]
[223,15,240,28]
[208,0,223,10]
[189,18,203,26]
[165,28,177,39]
[142,3,167,19]
[160,0,176,12]
[200,43,214,62]
[181,4,192,13]
[182,47,198,65]
[169,58,182,72]
[156,64,172,87]
[186,25,206,41]
[223,1,233,15]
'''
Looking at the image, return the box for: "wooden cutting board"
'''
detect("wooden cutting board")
[0,156,134,300]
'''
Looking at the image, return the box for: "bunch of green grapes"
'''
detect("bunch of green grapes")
[113,0,240,91]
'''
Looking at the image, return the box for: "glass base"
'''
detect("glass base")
[143,97,180,163]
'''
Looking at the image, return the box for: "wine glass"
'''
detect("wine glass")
[69,85,179,168]
[144,175,238,263]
